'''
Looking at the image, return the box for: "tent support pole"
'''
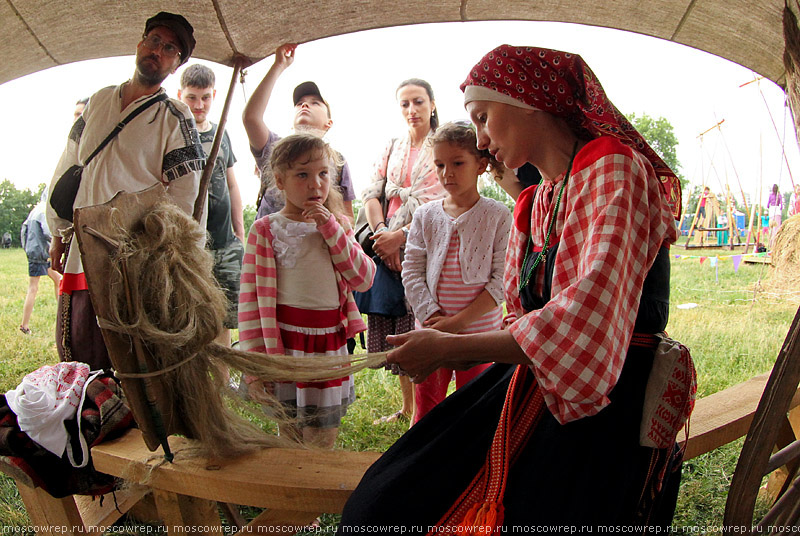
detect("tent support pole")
[193,56,246,222]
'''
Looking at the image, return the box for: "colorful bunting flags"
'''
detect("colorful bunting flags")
[670,251,769,276]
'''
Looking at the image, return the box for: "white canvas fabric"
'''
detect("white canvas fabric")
[0,3,790,89]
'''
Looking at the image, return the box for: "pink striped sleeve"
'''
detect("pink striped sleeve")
[237,217,283,355]
[318,215,376,292]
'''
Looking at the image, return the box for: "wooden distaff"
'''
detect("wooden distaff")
[74,186,188,453]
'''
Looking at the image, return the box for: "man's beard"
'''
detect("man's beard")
[135,56,169,86]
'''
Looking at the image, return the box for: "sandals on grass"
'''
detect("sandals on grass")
[372,410,409,425]
[19,326,31,335]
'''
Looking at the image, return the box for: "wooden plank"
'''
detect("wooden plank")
[17,484,84,535]
[127,491,161,525]
[153,490,222,535]
[680,373,769,459]
[0,457,36,488]
[744,256,772,264]
[246,509,320,530]
[2,463,150,532]
[217,502,246,529]
[74,486,149,530]
[92,430,381,513]
[765,406,800,501]
[679,373,800,460]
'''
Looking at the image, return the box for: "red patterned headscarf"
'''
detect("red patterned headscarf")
[461,45,682,219]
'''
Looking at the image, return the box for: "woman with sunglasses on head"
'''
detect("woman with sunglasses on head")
[339,46,687,532]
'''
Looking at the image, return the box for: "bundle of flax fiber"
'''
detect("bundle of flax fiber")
[97,202,385,458]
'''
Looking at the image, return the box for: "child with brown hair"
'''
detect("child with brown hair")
[238,133,375,448]
[401,121,512,424]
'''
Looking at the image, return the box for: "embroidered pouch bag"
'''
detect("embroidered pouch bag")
[640,333,697,449]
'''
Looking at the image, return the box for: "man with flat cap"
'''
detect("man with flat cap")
[47,12,206,370]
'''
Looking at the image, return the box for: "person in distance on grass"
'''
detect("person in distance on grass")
[790,183,800,216]
[767,183,783,249]
[20,190,62,335]
[356,78,447,425]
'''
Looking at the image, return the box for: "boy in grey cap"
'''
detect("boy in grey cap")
[242,43,356,220]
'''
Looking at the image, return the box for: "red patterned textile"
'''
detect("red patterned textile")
[460,45,682,219]
[0,374,133,498]
[428,365,545,535]
[640,334,697,450]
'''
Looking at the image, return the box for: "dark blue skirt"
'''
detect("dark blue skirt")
[338,345,681,530]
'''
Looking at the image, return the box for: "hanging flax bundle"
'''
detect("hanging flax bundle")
[97,202,386,458]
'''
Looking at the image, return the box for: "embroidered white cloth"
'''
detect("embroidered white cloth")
[5,362,90,458]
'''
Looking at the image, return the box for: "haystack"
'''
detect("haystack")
[765,214,800,302]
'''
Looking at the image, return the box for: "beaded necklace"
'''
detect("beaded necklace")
[518,141,579,293]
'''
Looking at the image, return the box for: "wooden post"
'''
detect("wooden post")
[153,490,222,535]
[745,186,758,254]
[685,193,703,248]
[755,175,764,250]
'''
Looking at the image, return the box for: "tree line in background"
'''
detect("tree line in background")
[0,180,44,248]
[0,114,681,247]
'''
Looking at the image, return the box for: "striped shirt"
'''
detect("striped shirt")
[402,197,511,324]
[238,214,375,355]
[436,231,503,334]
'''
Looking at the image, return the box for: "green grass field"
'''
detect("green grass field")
[0,244,796,532]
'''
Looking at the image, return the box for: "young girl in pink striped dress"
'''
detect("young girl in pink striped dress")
[401,122,511,424]
[238,133,375,448]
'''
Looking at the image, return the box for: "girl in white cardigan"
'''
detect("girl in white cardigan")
[401,122,512,424]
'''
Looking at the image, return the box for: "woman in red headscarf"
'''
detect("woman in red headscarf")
[338,46,689,533]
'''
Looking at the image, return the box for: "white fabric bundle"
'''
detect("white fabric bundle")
[5,362,101,467]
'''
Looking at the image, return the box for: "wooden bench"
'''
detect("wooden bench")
[680,372,800,460]
[77,373,793,533]
[3,371,798,534]
[91,429,380,531]
[0,458,150,534]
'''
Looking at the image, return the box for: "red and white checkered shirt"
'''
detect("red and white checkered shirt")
[505,137,678,424]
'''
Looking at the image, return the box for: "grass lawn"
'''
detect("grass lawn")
[0,243,796,532]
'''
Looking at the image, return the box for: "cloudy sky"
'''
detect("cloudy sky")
[1,20,797,209]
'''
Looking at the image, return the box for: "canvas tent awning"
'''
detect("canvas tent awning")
[0,0,792,87]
